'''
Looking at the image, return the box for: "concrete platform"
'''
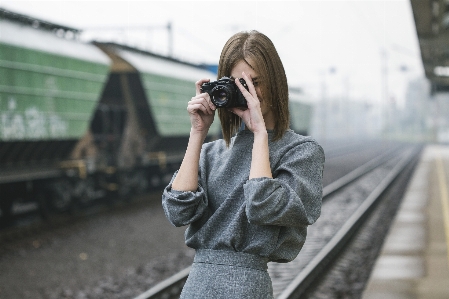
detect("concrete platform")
[363,145,449,299]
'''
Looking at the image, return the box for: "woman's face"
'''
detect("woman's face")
[230,59,274,125]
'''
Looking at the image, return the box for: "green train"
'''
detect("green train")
[0,8,313,223]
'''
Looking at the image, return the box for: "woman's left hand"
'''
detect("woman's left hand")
[229,71,267,134]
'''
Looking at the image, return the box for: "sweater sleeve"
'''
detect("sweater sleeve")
[243,140,325,228]
[162,171,208,227]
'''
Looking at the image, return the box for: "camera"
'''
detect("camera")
[200,76,249,108]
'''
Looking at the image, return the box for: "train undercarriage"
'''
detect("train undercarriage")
[0,157,180,225]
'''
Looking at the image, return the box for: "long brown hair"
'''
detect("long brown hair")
[217,30,289,146]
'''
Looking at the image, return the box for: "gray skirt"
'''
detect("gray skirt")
[180,249,273,299]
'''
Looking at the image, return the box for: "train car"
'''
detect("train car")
[77,42,220,199]
[0,8,219,223]
[0,8,111,221]
[289,87,314,136]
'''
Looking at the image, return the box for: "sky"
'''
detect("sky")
[0,0,424,107]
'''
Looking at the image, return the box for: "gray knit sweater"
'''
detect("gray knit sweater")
[162,129,325,263]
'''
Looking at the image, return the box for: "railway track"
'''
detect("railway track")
[133,143,422,299]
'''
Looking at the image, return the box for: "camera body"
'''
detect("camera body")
[200,76,249,108]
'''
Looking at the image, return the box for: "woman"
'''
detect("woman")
[162,30,325,299]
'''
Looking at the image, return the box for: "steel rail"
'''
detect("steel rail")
[133,146,409,299]
[133,267,191,299]
[322,140,383,160]
[277,145,422,299]
[322,144,404,199]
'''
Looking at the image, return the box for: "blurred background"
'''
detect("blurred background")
[2,0,444,143]
[1,1,449,298]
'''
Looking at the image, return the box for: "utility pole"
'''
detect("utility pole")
[167,22,173,57]
[381,48,389,137]
[321,70,327,144]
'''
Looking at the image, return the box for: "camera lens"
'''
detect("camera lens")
[216,91,227,102]
[211,86,231,107]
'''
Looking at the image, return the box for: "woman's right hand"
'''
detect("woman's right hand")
[188,79,216,135]
[172,79,215,192]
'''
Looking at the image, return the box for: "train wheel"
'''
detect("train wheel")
[37,179,74,218]
[134,170,149,194]
[73,177,98,208]
[118,170,149,199]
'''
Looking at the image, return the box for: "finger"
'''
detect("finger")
[235,77,250,95]
[235,77,255,104]
[187,104,213,115]
[191,93,210,101]
[228,107,245,119]
[201,92,216,111]
[188,103,211,115]
[195,78,211,96]
[241,71,258,98]
[189,96,213,114]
